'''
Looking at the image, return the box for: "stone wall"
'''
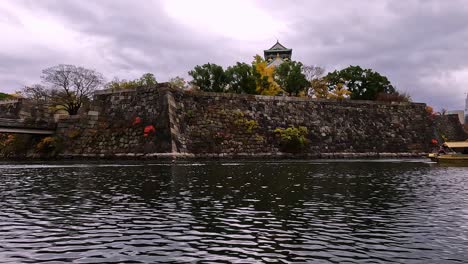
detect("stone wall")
[434,114,468,141]
[56,85,173,156]
[55,86,433,158]
[0,99,55,128]
[0,99,22,119]
[173,91,432,157]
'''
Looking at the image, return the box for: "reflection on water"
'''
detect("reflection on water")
[0,160,467,263]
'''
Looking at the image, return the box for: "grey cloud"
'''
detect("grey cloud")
[267,0,468,109]
[4,0,233,84]
[1,0,467,110]
[42,0,238,68]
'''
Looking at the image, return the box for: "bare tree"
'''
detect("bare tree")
[22,84,52,102]
[302,65,325,82]
[41,64,104,115]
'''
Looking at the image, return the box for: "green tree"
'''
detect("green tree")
[274,61,309,96]
[325,65,395,100]
[225,62,257,94]
[105,78,136,90]
[138,73,157,86]
[169,76,187,89]
[105,73,157,91]
[188,63,228,92]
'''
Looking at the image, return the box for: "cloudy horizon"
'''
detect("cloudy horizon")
[1,0,468,110]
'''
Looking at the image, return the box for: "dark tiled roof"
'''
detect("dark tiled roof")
[264,41,292,52]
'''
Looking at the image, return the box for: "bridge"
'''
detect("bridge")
[0,118,55,135]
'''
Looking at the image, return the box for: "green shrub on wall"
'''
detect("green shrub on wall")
[274,125,308,152]
[233,110,258,133]
[234,118,258,133]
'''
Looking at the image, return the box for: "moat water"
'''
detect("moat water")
[0,160,467,263]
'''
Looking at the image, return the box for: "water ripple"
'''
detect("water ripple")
[0,161,467,263]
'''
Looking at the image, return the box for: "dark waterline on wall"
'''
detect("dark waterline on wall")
[0,160,467,263]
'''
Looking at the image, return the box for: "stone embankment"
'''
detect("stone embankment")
[53,85,433,159]
[0,98,55,127]
[434,114,468,141]
[0,99,23,119]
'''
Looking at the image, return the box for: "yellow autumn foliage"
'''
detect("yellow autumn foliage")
[35,136,62,154]
[328,83,351,100]
[311,78,329,99]
[252,55,282,96]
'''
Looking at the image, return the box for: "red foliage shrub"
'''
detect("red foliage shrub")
[143,125,156,137]
[133,117,141,126]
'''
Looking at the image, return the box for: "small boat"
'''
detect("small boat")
[429,141,468,163]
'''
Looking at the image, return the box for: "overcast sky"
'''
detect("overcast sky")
[1,0,467,110]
